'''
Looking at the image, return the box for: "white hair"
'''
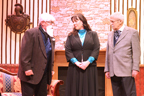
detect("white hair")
[39,13,55,24]
[110,12,124,22]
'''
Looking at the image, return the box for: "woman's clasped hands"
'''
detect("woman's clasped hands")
[75,61,90,70]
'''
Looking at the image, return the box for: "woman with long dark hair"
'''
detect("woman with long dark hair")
[65,13,100,96]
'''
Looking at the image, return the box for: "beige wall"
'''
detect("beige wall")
[51,0,110,50]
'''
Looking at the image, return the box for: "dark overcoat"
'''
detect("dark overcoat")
[18,27,55,85]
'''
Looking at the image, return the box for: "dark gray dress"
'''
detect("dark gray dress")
[65,31,100,96]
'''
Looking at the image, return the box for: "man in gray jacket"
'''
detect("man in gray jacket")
[104,12,140,96]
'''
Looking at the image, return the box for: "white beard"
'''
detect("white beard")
[46,27,53,37]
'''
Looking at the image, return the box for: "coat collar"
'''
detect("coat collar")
[109,26,129,48]
[115,26,129,46]
[83,31,91,47]
[38,28,47,58]
[73,31,91,47]
[73,34,82,47]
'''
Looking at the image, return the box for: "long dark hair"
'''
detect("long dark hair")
[69,13,92,36]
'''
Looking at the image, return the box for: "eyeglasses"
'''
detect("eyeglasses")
[45,21,55,25]
[110,19,120,23]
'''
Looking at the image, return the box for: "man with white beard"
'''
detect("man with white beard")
[18,13,55,96]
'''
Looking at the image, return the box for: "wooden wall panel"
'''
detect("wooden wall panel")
[0,0,50,64]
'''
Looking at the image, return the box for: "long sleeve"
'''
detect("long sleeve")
[65,35,75,62]
[90,32,100,60]
[131,30,140,71]
[104,39,109,72]
[87,56,95,63]
[20,30,33,71]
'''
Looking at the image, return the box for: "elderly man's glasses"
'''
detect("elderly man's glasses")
[45,21,55,25]
[110,19,120,23]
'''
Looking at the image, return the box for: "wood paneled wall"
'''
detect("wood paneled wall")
[0,0,50,64]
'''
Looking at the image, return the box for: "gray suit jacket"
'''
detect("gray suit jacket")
[18,27,55,85]
[104,26,140,77]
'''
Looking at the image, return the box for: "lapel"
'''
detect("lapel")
[109,31,114,49]
[83,31,91,47]
[49,36,54,53]
[38,29,47,58]
[73,31,92,47]
[109,26,129,49]
[73,34,82,47]
[50,37,55,61]
[115,26,129,46]
[49,37,55,55]
[73,31,91,47]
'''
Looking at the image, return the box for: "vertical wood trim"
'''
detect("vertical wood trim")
[122,0,124,14]
[127,0,129,10]
[14,34,17,64]
[14,34,16,64]
[139,0,141,40]
[114,0,116,12]
[14,0,18,64]
[105,77,113,96]
[49,0,51,13]
[46,0,48,12]
[29,0,31,15]
[29,0,31,29]
[135,0,137,10]
[41,0,43,13]
[5,0,9,63]
[131,0,133,7]
[24,0,26,13]
[32,0,35,28]
[118,0,120,12]
[10,0,13,64]
[1,0,4,63]
[110,0,112,15]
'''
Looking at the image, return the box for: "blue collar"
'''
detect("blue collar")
[78,29,86,33]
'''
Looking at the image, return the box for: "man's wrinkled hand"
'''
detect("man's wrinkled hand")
[132,70,139,79]
[105,72,110,79]
[52,71,55,75]
[25,70,34,76]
